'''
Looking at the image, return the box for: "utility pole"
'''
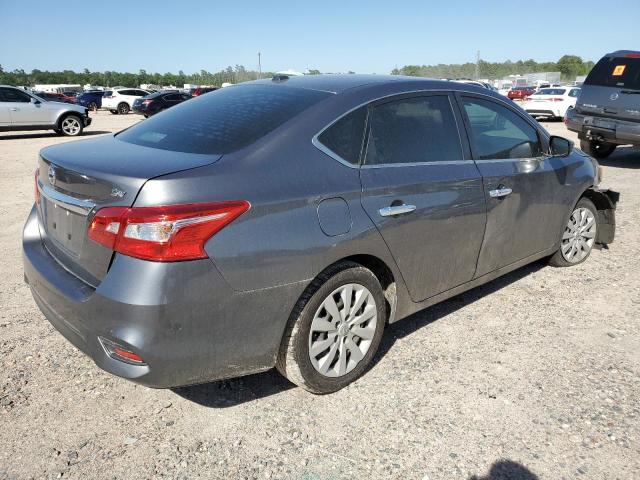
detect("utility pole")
[475,50,480,80]
[258,52,262,79]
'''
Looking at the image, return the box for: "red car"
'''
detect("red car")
[34,91,77,104]
[189,87,218,96]
[507,86,536,100]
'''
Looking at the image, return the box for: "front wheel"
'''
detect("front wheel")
[277,262,386,394]
[58,115,84,136]
[549,197,598,267]
[580,139,616,159]
[117,103,130,115]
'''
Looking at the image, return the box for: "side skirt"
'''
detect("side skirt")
[392,246,557,323]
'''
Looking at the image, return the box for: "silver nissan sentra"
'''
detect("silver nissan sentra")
[23,75,618,394]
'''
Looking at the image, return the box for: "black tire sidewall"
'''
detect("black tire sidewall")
[580,139,616,159]
[290,266,386,393]
[118,103,129,114]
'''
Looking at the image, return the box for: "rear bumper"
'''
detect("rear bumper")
[23,205,305,388]
[566,109,640,145]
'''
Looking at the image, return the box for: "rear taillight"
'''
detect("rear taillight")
[88,201,250,261]
[35,169,40,205]
[142,99,154,106]
[551,98,564,102]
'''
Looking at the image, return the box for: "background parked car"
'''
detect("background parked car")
[132,90,192,117]
[566,49,640,158]
[0,85,91,136]
[189,86,218,96]
[507,86,536,100]
[523,87,581,120]
[76,90,109,111]
[102,88,150,114]
[33,91,76,104]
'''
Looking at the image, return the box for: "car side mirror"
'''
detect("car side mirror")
[31,98,41,105]
[549,135,573,157]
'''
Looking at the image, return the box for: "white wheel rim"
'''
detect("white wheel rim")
[561,207,596,263]
[61,117,80,135]
[308,283,377,378]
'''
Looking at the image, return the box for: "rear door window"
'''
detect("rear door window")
[317,107,367,165]
[118,84,330,154]
[364,95,463,165]
[461,97,542,160]
[586,56,640,90]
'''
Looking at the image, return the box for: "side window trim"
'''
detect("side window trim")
[312,104,369,169]
[361,92,470,168]
[453,91,547,161]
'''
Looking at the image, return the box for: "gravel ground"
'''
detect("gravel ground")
[1,112,639,480]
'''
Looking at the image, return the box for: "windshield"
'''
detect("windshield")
[117,84,331,154]
[585,56,640,90]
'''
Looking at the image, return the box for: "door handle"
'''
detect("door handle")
[10,108,18,111]
[379,204,416,217]
[489,186,513,198]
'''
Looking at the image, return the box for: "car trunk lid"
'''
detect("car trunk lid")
[36,135,222,286]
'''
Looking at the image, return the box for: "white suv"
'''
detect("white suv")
[102,88,150,115]
[0,86,91,136]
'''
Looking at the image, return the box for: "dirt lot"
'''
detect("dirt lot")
[1,111,639,480]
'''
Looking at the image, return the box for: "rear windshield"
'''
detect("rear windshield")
[585,56,640,90]
[535,88,566,95]
[117,84,330,154]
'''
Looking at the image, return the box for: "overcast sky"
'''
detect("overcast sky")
[2,0,638,74]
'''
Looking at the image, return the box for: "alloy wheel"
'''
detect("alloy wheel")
[561,207,597,263]
[61,117,81,136]
[308,283,378,377]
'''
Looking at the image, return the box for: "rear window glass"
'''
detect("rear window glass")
[586,56,640,90]
[535,88,566,95]
[118,84,330,154]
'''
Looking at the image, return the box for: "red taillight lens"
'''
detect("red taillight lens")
[99,337,146,365]
[88,201,250,261]
[551,98,564,102]
[142,99,153,105]
[35,169,41,205]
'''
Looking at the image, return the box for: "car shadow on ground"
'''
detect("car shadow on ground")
[469,459,539,480]
[0,130,111,140]
[173,260,546,408]
[597,146,640,169]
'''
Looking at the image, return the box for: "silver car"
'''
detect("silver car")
[23,75,618,394]
[0,86,91,136]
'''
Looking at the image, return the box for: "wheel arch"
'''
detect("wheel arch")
[55,110,82,129]
[579,187,619,244]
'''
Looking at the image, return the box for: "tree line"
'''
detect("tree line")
[0,55,594,88]
[391,55,595,81]
[0,65,272,88]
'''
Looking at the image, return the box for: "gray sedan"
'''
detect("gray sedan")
[23,75,618,394]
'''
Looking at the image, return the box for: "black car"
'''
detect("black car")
[132,91,192,117]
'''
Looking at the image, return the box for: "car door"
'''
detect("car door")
[0,87,50,126]
[456,93,569,277]
[359,93,487,302]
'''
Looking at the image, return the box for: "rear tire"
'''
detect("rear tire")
[549,197,598,267]
[580,139,616,159]
[110,109,118,115]
[117,103,130,115]
[277,262,386,394]
[87,101,98,111]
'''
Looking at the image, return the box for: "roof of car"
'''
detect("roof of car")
[251,74,492,95]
